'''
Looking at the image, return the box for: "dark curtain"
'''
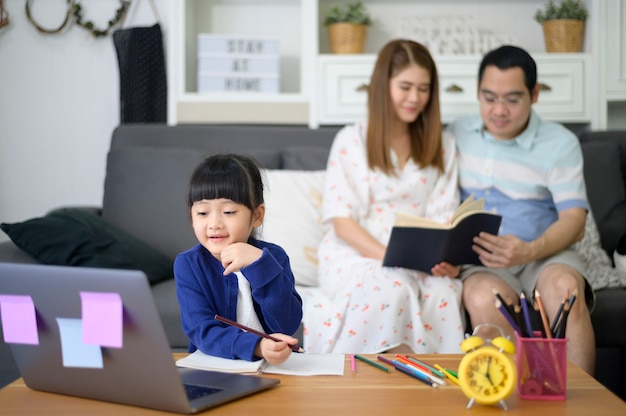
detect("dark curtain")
[113,23,167,123]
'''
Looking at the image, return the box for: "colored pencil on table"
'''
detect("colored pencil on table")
[214,314,304,353]
[435,364,460,386]
[394,361,439,388]
[355,354,391,373]
[376,356,437,388]
[406,355,445,378]
[394,355,446,385]
[350,354,356,374]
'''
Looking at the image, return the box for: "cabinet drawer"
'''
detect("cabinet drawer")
[437,59,480,122]
[534,59,586,119]
[318,57,375,124]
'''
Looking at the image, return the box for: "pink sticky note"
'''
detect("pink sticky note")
[0,295,39,345]
[80,292,123,348]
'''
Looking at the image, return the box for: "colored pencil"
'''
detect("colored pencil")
[406,356,446,378]
[350,354,356,374]
[519,292,534,338]
[376,356,437,388]
[435,364,460,386]
[355,354,391,373]
[394,355,446,385]
[534,290,552,338]
[550,299,566,334]
[214,314,304,353]
[491,288,513,316]
[394,361,439,388]
[494,298,521,334]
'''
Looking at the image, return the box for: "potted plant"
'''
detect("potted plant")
[323,1,372,54]
[534,0,588,52]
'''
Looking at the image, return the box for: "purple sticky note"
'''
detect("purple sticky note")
[80,292,123,348]
[56,318,103,368]
[0,295,39,345]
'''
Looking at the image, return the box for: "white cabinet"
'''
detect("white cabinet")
[317,54,590,126]
[168,0,604,128]
[606,0,626,100]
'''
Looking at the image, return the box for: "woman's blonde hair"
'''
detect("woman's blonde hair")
[366,39,444,175]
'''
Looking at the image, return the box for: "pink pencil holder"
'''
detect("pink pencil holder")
[516,334,568,400]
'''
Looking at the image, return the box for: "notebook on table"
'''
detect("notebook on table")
[0,263,279,414]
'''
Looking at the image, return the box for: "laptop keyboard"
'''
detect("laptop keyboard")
[184,383,223,400]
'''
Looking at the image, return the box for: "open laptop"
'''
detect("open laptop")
[0,263,279,414]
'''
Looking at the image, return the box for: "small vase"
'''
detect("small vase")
[328,23,367,54]
[542,19,584,53]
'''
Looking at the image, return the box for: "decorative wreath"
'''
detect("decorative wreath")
[0,0,9,29]
[25,0,131,37]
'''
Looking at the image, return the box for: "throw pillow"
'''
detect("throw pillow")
[573,210,622,291]
[0,208,173,285]
[261,170,326,286]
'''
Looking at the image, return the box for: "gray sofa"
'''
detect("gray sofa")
[0,124,624,400]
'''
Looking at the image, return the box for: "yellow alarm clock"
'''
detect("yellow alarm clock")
[458,324,517,410]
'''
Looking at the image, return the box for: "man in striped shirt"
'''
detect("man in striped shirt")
[448,45,595,375]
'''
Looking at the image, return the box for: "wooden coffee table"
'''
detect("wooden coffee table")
[0,354,624,415]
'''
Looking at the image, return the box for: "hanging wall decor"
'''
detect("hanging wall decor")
[25,0,131,37]
[0,0,9,29]
[25,0,74,34]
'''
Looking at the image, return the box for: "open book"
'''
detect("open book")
[176,349,345,376]
[382,195,502,273]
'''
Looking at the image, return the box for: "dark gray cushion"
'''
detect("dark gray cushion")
[102,147,202,260]
[0,208,173,285]
[282,146,330,170]
[581,140,626,255]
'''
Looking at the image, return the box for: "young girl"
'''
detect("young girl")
[174,154,303,365]
[305,39,465,354]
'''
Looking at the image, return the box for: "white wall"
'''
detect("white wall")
[0,0,167,242]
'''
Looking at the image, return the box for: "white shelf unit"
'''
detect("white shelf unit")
[606,0,626,101]
[168,0,606,129]
[168,0,316,125]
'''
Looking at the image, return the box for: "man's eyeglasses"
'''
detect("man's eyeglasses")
[479,92,524,109]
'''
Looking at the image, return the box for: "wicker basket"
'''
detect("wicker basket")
[542,19,584,53]
[328,23,367,54]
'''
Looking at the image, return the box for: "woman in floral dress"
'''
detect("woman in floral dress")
[303,40,465,354]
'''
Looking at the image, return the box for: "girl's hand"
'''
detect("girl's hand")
[254,334,298,365]
[221,243,263,275]
[431,262,461,278]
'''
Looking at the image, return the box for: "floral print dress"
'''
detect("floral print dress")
[302,122,466,354]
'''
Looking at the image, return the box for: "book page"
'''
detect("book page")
[176,350,345,376]
[393,212,448,229]
[264,353,345,376]
[450,194,485,225]
[176,350,262,373]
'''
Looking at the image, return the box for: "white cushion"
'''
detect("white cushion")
[261,170,325,287]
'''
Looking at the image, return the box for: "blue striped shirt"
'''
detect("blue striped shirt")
[448,110,588,242]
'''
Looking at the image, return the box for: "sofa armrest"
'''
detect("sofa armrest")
[0,241,38,264]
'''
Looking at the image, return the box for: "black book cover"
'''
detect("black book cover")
[382,212,502,273]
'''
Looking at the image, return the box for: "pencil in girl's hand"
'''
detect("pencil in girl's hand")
[214,314,304,353]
